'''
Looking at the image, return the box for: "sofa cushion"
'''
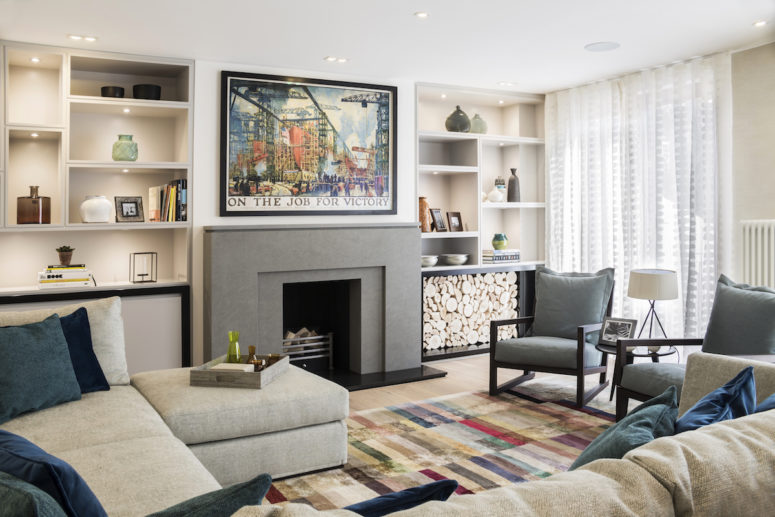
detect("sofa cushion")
[620,362,685,399]
[0,315,82,425]
[533,266,614,339]
[702,274,775,354]
[0,297,129,385]
[148,473,271,517]
[494,336,601,369]
[0,471,67,517]
[675,366,756,433]
[0,430,106,517]
[0,387,172,454]
[60,308,109,394]
[570,386,678,470]
[132,365,349,444]
[344,479,458,517]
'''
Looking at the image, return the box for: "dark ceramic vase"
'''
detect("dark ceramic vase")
[507,168,521,202]
[445,105,470,132]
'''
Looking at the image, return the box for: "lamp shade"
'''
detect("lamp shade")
[628,269,678,300]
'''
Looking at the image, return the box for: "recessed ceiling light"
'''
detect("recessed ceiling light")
[123,108,131,113]
[30,133,39,138]
[584,41,620,52]
[324,56,337,62]
[498,142,504,147]
[753,20,767,27]
[414,12,429,19]
[121,169,129,173]
[337,57,347,63]
[497,81,516,87]
[498,99,504,105]
[68,34,83,41]
[440,93,447,99]
[84,36,97,42]
[30,57,40,63]
[432,171,439,175]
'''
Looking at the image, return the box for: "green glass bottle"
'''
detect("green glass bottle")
[227,330,241,363]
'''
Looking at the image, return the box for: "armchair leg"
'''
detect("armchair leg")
[616,392,629,421]
[490,369,535,396]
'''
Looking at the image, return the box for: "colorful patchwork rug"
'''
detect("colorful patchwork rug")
[266,383,615,509]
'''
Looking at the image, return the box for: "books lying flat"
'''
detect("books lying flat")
[483,249,520,262]
[38,268,94,289]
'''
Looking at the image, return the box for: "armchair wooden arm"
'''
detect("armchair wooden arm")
[576,322,603,368]
[614,337,704,382]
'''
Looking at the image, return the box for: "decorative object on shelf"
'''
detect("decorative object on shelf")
[507,168,521,202]
[446,211,463,232]
[112,134,138,161]
[481,191,488,202]
[628,269,679,338]
[114,196,144,222]
[483,248,520,264]
[419,197,432,232]
[227,331,241,363]
[246,346,266,372]
[492,233,509,250]
[132,83,161,100]
[598,316,638,346]
[100,86,124,98]
[129,251,158,283]
[79,195,112,223]
[445,105,470,132]
[442,254,468,265]
[430,208,447,232]
[470,113,488,134]
[55,246,74,266]
[487,185,505,203]
[17,186,51,224]
[37,264,94,289]
[221,71,397,216]
[421,255,439,268]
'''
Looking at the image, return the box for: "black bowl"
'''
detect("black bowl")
[133,84,161,100]
[100,86,125,98]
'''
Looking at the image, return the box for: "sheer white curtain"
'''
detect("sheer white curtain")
[545,54,731,338]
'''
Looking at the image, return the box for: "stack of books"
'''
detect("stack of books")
[149,179,187,222]
[483,249,521,264]
[37,265,94,289]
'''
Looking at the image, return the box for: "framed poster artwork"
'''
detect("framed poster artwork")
[220,71,397,216]
[598,317,638,346]
[430,208,447,232]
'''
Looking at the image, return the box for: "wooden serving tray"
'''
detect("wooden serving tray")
[190,354,289,389]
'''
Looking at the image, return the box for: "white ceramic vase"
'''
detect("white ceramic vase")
[80,195,112,223]
[487,186,505,203]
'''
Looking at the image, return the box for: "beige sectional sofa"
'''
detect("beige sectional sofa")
[238,352,775,517]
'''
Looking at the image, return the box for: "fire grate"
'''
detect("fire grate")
[281,332,333,370]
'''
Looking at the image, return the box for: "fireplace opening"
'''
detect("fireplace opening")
[282,279,359,373]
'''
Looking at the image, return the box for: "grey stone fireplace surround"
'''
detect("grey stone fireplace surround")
[203,224,421,374]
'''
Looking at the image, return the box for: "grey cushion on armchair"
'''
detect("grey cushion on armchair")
[494,336,602,369]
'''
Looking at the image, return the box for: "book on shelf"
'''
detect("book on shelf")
[38,267,94,289]
[483,249,521,255]
[149,179,187,222]
[483,259,521,264]
[46,264,87,270]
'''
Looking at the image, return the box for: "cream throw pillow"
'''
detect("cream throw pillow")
[0,297,129,385]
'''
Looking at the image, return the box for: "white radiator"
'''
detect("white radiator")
[742,220,775,288]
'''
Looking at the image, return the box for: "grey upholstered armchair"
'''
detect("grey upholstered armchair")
[489,266,615,407]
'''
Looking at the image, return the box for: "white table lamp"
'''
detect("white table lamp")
[627,269,678,338]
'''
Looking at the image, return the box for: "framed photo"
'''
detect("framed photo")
[114,196,144,223]
[598,317,638,346]
[220,71,397,216]
[446,211,463,232]
[430,208,447,232]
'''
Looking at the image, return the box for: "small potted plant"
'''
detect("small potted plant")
[56,245,74,266]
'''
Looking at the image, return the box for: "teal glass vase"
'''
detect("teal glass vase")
[112,134,138,161]
[226,330,241,363]
[492,233,509,250]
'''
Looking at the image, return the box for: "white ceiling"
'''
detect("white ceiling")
[1,0,774,93]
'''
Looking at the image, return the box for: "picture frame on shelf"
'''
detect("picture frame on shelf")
[430,208,447,232]
[220,71,397,216]
[114,196,144,223]
[598,317,638,346]
[446,211,463,232]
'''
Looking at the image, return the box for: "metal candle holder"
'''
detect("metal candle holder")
[129,252,158,283]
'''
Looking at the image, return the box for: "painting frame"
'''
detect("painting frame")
[114,196,144,223]
[598,316,638,346]
[446,211,463,232]
[430,208,447,232]
[220,71,398,216]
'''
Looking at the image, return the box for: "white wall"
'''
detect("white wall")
[191,60,416,364]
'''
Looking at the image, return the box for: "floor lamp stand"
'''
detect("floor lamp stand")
[637,300,668,338]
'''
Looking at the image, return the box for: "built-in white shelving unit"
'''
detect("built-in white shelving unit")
[416,84,545,272]
[0,41,193,290]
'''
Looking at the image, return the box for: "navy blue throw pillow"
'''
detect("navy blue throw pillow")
[675,366,756,433]
[344,479,459,517]
[59,308,109,394]
[0,430,106,517]
[147,473,272,517]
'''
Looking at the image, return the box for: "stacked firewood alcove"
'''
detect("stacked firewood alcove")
[422,271,519,351]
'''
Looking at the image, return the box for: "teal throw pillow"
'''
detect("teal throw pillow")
[533,266,615,339]
[675,366,756,433]
[702,275,775,354]
[147,473,272,517]
[344,479,459,517]
[0,315,82,424]
[569,385,678,470]
[0,471,67,517]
